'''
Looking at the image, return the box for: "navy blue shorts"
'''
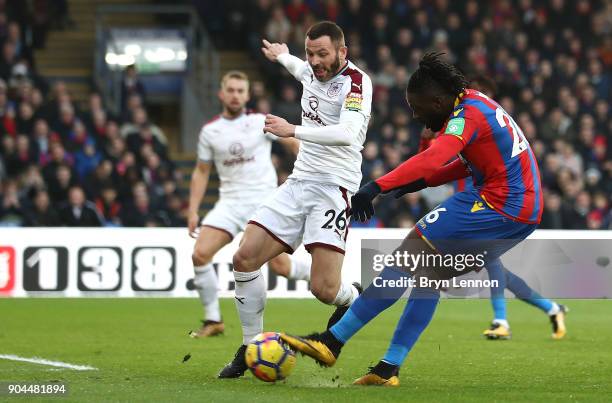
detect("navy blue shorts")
[415,190,537,261]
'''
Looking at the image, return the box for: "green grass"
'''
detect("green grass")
[0,298,611,402]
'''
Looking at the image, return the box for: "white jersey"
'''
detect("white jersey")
[288,59,372,192]
[197,111,277,199]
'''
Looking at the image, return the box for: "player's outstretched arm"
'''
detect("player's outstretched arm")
[376,135,464,192]
[187,161,211,237]
[351,136,464,222]
[261,39,304,79]
[263,112,361,146]
[393,158,470,199]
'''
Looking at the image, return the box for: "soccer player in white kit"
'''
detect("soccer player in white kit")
[188,71,310,338]
[219,21,372,378]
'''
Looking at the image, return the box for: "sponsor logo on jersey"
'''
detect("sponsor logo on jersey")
[223,156,255,167]
[308,96,319,112]
[471,201,485,213]
[327,82,344,97]
[229,142,245,156]
[344,91,363,111]
[453,108,463,117]
[445,117,465,136]
[302,110,327,126]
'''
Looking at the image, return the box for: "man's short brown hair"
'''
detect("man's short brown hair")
[221,70,249,88]
[306,21,345,48]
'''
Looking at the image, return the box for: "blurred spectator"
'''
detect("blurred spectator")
[120,64,145,110]
[0,178,25,226]
[58,185,103,227]
[24,188,61,226]
[274,84,301,123]
[47,163,75,205]
[95,186,122,226]
[120,182,157,227]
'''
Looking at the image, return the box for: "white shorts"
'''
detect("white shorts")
[201,197,265,239]
[249,179,352,254]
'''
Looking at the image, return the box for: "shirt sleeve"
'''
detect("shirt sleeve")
[340,73,372,118]
[375,135,465,192]
[426,158,471,187]
[197,126,213,162]
[277,53,309,81]
[438,107,478,145]
[294,108,365,146]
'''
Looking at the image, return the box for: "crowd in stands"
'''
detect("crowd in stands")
[204,0,611,230]
[1,1,609,230]
[0,1,186,227]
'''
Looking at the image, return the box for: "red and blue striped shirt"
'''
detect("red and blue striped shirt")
[440,89,543,224]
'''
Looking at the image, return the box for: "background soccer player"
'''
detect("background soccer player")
[188,71,310,338]
[282,52,554,386]
[218,21,371,378]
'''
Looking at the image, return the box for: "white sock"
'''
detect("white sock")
[547,303,560,316]
[287,255,311,281]
[332,282,359,307]
[493,319,510,328]
[234,269,267,345]
[193,263,221,322]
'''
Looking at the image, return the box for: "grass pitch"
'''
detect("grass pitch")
[1,298,611,402]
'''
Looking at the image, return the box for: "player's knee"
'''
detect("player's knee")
[192,247,213,267]
[232,248,256,273]
[310,281,336,304]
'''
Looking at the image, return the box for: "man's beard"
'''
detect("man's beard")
[314,55,342,82]
[329,55,341,77]
[225,104,244,117]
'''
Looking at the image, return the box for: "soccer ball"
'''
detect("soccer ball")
[245,332,296,382]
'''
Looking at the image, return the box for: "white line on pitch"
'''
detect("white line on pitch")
[0,354,98,371]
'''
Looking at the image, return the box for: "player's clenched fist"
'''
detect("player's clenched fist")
[261,39,289,62]
[350,181,382,222]
[263,114,295,138]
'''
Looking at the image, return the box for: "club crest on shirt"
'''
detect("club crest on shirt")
[327,82,344,97]
[229,142,244,156]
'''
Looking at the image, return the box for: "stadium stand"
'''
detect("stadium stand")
[0,0,609,230]
[0,0,186,228]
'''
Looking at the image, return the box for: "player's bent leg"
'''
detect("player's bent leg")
[308,246,362,328]
[191,226,232,338]
[219,224,289,379]
[268,253,311,281]
[502,267,568,339]
[309,246,344,304]
[267,254,291,277]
